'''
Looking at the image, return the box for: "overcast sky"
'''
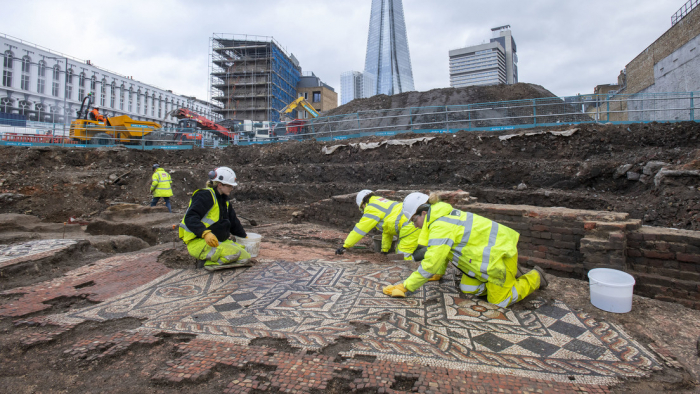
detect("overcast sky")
[1,0,686,103]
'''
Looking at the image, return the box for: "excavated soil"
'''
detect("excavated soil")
[2,121,700,232]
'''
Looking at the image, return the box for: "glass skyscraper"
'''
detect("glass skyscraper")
[364,0,415,96]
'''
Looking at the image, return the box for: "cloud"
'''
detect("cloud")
[0,0,687,104]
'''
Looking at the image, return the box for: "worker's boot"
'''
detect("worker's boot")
[196,259,205,269]
[533,266,548,289]
[516,264,527,278]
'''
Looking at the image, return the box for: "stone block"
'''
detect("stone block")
[641,250,675,260]
[676,253,700,264]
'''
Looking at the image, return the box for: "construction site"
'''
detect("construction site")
[1,0,700,393]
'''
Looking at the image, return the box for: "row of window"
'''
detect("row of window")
[2,50,210,118]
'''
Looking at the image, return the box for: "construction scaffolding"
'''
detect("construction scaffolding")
[209,34,301,122]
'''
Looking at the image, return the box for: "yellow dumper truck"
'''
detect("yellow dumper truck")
[69,95,167,145]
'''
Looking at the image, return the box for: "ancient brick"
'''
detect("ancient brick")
[627,249,642,257]
[679,262,700,272]
[676,253,700,264]
[550,227,574,235]
[539,232,552,240]
[642,250,675,260]
[583,222,596,231]
[531,224,548,232]
[550,233,563,241]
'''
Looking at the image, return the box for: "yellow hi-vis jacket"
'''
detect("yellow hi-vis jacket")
[151,168,173,197]
[404,201,520,292]
[342,196,420,257]
[179,188,228,243]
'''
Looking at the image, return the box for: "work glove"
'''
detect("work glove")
[202,230,219,247]
[428,274,442,282]
[382,283,408,298]
[335,247,346,255]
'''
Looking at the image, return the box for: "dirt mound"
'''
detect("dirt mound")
[324,83,557,117]
[2,121,700,231]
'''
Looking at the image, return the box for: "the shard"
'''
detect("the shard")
[364,0,415,96]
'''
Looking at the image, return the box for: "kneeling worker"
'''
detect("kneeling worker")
[179,167,253,271]
[383,192,547,307]
[335,190,425,265]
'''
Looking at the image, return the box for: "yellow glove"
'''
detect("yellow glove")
[428,274,442,282]
[202,230,219,247]
[382,283,407,298]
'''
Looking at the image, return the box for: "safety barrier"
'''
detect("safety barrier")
[1,91,698,149]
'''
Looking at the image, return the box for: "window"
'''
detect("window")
[0,97,13,113]
[100,78,106,106]
[37,60,45,77]
[312,91,321,102]
[144,90,148,115]
[151,94,155,116]
[120,84,125,110]
[78,72,85,99]
[136,89,141,113]
[37,78,45,94]
[158,96,162,117]
[128,87,133,112]
[35,103,46,121]
[21,56,31,73]
[65,69,73,100]
[303,92,308,100]
[90,76,96,99]
[51,65,61,97]
[2,50,13,87]
[21,74,30,90]
[18,100,31,117]
[110,82,116,108]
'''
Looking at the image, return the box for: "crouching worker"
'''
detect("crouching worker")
[179,167,253,271]
[383,192,548,307]
[335,190,424,263]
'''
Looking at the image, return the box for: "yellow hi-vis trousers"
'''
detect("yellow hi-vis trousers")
[186,238,252,270]
[458,253,540,307]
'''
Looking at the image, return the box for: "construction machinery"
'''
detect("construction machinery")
[279,97,320,121]
[172,108,238,141]
[70,95,165,145]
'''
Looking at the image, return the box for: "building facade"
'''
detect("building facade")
[449,26,518,88]
[364,0,415,96]
[0,33,218,127]
[340,71,375,105]
[295,72,337,119]
[210,34,301,123]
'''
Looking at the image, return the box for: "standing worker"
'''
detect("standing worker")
[383,192,548,307]
[150,164,173,213]
[335,190,425,265]
[179,167,253,271]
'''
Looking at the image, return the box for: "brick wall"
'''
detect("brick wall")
[301,190,700,310]
[626,226,700,309]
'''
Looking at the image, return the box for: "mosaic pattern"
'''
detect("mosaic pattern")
[0,239,77,268]
[61,259,660,384]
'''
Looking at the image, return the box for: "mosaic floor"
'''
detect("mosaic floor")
[0,239,77,268]
[53,259,660,384]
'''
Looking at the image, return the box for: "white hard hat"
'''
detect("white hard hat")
[210,166,238,186]
[402,192,429,219]
[356,189,373,207]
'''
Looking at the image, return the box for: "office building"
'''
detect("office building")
[449,25,518,88]
[364,0,415,96]
[0,33,216,127]
[340,71,375,105]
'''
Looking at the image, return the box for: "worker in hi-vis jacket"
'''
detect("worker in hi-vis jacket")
[383,192,548,306]
[335,190,425,264]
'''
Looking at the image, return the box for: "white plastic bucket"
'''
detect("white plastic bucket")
[235,232,262,258]
[587,268,635,313]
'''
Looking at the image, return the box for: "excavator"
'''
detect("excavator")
[279,96,319,120]
[271,96,319,139]
[69,94,165,145]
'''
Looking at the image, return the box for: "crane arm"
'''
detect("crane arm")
[280,97,319,118]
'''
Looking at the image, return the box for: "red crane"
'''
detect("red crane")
[173,108,238,141]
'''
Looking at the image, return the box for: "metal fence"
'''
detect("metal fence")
[1,91,698,148]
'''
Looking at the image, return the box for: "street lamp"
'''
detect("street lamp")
[46,56,68,143]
